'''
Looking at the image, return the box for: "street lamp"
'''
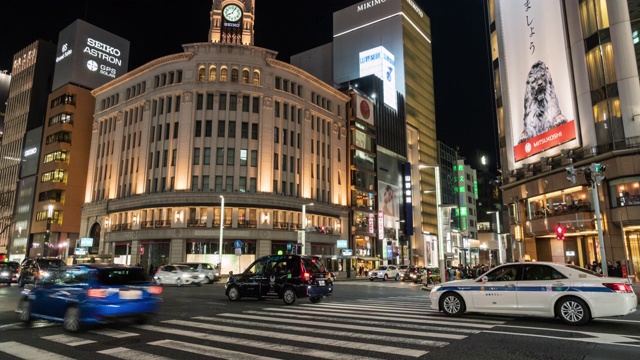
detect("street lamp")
[487,210,504,264]
[44,205,53,257]
[301,203,314,255]
[219,195,224,275]
[419,164,446,282]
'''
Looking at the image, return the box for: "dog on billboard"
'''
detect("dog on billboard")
[518,61,567,143]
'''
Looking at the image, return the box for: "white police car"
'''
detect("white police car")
[429,262,637,325]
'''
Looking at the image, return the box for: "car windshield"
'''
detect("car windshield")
[302,257,327,273]
[182,264,198,270]
[377,266,388,270]
[566,264,600,277]
[37,259,65,269]
[5,263,19,270]
[97,267,148,285]
[0,264,12,271]
[175,265,192,272]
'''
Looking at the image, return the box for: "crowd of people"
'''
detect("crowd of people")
[585,260,625,277]
[446,264,494,281]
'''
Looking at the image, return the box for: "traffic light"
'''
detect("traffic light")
[590,163,606,185]
[565,166,576,185]
[555,224,565,240]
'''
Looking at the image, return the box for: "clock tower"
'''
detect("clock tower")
[209,0,255,45]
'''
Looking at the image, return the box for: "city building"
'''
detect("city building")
[0,71,10,141]
[292,0,437,267]
[0,40,56,260]
[488,0,640,280]
[79,0,351,272]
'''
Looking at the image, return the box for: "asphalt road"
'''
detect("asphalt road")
[0,280,639,359]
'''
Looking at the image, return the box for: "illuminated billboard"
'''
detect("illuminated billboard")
[355,94,374,126]
[359,46,397,110]
[52,20,130,91]
[496,0,579,169]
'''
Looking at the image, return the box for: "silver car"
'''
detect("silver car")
[176,262,220,284]
[153,264,206,286]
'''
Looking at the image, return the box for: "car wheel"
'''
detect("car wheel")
[18,299,31,323]
[63,307,82,332]
[556,297,591,325]
[17,277,24,288]
[205,276,213,284]
[395,274,400,281]
[383,275,388,281]
[309,296,322,304]
[227,286,241,301]
[440,292,465,317]
[176,278,182,287]
[135,314,151,325]
[195,281,202,287]
[282,288,296,305]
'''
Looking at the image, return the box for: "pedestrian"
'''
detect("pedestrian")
[148,264,155,279]
[359,265,364,277]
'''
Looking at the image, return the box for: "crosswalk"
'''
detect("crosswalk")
[0,295,513,360]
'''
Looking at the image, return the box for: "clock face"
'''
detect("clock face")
[223,4,242,22]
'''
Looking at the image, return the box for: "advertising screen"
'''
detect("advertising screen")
[378,180,400,241]
[52,20,130,91]
[496,0,579,168]
[359,46,397,110]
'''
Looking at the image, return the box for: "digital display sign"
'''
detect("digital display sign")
[52,19,130,91]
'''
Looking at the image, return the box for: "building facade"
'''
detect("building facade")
[488,0,640,280]
[80,0,351,272]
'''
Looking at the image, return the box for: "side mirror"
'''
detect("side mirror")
[482,276,488,284]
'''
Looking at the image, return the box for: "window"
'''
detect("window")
[227,148,235,165]
[175,96,181,112]
[202,176,210,191]
[215,176,223,192]
[241,122,248,139]
[198,66,205,81]
[242,95,250,112]
[220,67,228,82]
[253,70,260,85]
[251,150,257,167]
[275,77,282,89]
[523,265,566,281]
[230,94,237,111]
[242,69,249,84]
[209,66,216,81]
[274,127,279,143]
[196,94,203,110]
[250,178,257,193]
[205,120,212,137]
[282,154,287,172]
[217,121,226,137]
[240,149,248,166]
[219,93,227,110]
[231,68,239,82]
[252,97,260,113]
[251,124,259,139]
[195,120,202,137]
[172,149,177,166]
[203,147,211,165]
[274,153,279,170]
[484,265,520,282]
[228,121,236,138]
[206,94,214,109]
[162,150,168,167]
[216,148,224,165]
[226,176,233,192]
[193,148,200,165]
[192,175,199,191]
[275,102,280,117]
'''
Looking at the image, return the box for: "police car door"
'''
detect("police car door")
[263,257,288,298]
[517,264,567,312]
[472,264,521,311]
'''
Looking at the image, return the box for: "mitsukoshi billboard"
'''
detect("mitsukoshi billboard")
[496,0,579,168]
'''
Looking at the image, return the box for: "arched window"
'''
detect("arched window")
[198,66,205,82]
[220,67,228,82]
[231,68,239,83]
[253,70,261,86]
[242,69,250,84]
[209,66,216,81]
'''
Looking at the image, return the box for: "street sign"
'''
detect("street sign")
[287,243,292,251]
[341,249,353,256]
[80,238,93,247]
[234,248,242,256]
[75,248,87,255]
[234,240,243,249]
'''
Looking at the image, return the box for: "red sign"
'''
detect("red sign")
[514,120,576,162]
[622,264,628,278]
[140,246,144,255]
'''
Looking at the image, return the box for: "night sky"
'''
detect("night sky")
[0,0,497,171]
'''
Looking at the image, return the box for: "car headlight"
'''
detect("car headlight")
[0,271,8,276]
[199,274,205,278]
[182,273,190,278]
[40,271,50,278]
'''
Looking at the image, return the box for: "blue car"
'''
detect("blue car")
[16,264,161,332]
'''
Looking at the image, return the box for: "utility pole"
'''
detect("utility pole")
[587,163,607,276]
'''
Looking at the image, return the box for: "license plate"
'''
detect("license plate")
[119,290,142,300]
[318,280,325,286]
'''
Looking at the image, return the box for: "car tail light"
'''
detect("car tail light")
[303,272,310,280]
[87,289,108,298]
[148,286,163,295]
[603,283,633,293]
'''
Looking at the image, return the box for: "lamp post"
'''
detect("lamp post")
[487,210,504,264]
[219,195,224,275]
[301,203,314,255]
[44,205,53,257]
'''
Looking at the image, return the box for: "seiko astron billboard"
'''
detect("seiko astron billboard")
[496,0,579,169]
[52,20,130,91]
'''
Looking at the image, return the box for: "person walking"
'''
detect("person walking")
[148,264,155,279]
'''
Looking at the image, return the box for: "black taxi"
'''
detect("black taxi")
[225,254,333,305]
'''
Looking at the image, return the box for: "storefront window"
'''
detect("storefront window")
[352,190,375,210]
[609,177,640,207]
[355,235,372,256]
[527,187,591,220]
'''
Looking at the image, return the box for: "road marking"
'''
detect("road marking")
[98,347,172,360]
[136,325,387,360]
[260,307,498,328]
[149,339,281,360]
[492,324,640,344]
[162,319,429,357]
[484,330,640,347]
[205,314,466,340]
[244,310,482,334]
[0,322,23,331]
[90,328,138,338]
[42,334,96,347]
[189,316,449,347]
[0,341,73,360]
[594,318,640,324]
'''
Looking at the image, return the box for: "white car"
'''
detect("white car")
[153,264,206,286]
[429,262,637,325]
[176,262,220,284]
[369,265,400,281]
